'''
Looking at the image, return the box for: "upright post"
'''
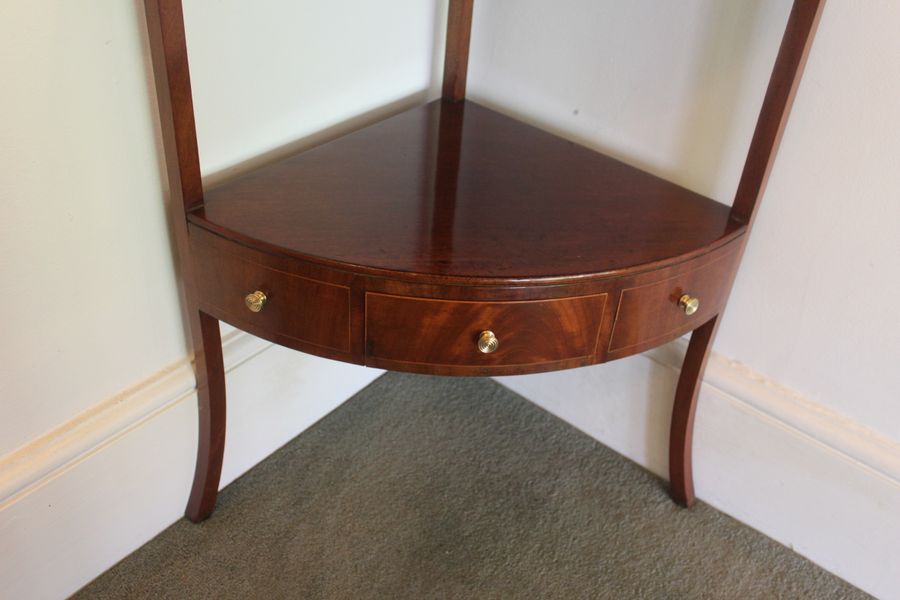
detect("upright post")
[442,0,475,101]
[145,0,227,523]
[671,0,826,507]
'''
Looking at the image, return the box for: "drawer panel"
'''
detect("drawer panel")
[608,247,740,354]
[365,293,607,369]
[191,233,351,353]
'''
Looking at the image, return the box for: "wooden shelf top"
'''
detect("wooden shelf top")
[190,100,745,284]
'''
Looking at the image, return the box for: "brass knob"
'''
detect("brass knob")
[477,330,499,354]
[678,294,700,316]
[244,290,267,313]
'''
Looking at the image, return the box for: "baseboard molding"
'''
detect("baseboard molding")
[0,329,270,509]
[645,339,900,488]
[497,341,900,600]
[0,331,382,600]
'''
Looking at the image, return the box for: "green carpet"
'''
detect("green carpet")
[76,373,867,599]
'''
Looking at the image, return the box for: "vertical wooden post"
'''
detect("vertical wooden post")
[730,0,826,225]
[671,0,826,507]
[145,0,227,523]
[442,0,475,101]
[669,315,720,507]
[144,0,203,213]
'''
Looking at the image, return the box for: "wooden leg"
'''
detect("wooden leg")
[669,314,720,508]
[185,310,226,523]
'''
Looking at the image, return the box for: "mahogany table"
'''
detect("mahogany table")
[144,0,825,522]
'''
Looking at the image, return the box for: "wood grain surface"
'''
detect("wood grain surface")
[189,225,744,375]
[143,0,826,518]
[442,0,474,101]
[365,292,607,375]
[191,100,745,285]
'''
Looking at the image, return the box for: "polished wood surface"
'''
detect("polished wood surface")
[670,0,826,505]
[442,0,474,101]
[669,314,720,508]
[191,233,352,353]
[191,100,744,284]
[608,242,741,356]
[366,293,607,375]
[146,0,225,522]
[191,225,747,379]
[184,311,226,522]
[145,0,202,213]
[190,221,744,376]
[143,0,826,519]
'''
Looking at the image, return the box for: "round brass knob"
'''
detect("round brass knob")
[244,290,267,313]
[477,330,499,354]
[678,294,700,316]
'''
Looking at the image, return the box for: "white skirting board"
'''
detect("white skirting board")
[0,330,383,600]
[496,340,900,600]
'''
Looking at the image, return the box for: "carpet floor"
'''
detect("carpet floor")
[76,372,868,599]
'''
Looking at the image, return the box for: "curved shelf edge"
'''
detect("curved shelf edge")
[187,214,747,288]
[190,99,746,288]
[188,223,746,377]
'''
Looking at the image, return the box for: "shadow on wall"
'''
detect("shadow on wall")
[642,344,683,481]
[674,1,765,203]
[468,0,772,203]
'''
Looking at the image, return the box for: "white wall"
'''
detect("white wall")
[1,0,189,458]
[0,1,441,597]
[473,1,900,598]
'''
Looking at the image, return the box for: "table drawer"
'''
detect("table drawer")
[191,233,351,353]
[365,293,607,370]
[608,247,740,355]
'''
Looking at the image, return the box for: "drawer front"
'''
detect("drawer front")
[608,247,740,355]
[365,293,607,370]
[192,235,351,353]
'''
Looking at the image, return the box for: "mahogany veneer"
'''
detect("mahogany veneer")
[365,292,609,375]
[144,0,826,522]
[191,100,745,283]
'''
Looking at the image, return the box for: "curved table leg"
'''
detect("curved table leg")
[669,314,720,507]
[185,310,226,523]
